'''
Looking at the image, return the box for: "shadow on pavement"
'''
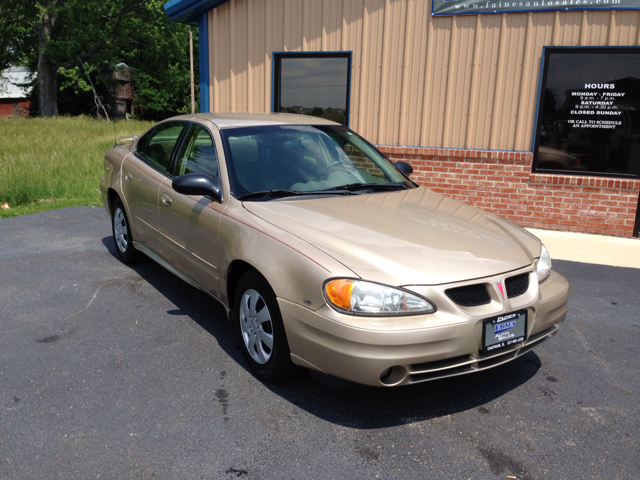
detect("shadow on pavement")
[101,235,542,429]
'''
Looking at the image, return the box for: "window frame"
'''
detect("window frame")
[272,51,352,127]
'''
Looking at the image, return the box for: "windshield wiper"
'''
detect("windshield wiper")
[322,182,408,192]
[238,189,308,200]
[238,189,353,201]
[238,183,406,200]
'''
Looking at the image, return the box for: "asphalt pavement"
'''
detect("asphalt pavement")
[1,207,639,479]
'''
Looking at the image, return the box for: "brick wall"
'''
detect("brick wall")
[0,99,30,118]
[378,146,640,238]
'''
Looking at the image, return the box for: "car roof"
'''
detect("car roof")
[166,112,341,129]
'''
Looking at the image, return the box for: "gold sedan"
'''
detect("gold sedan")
[100,113,569,387]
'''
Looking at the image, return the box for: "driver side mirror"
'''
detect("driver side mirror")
[394,161,413,176]
[172,173,222,203]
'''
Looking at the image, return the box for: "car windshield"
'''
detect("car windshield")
[220,125,414,199]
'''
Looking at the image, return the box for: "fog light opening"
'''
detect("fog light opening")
[379,366,408,386]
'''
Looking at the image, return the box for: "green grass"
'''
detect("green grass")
[0,116,155,219]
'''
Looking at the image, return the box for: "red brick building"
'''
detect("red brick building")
[0,67,32,119]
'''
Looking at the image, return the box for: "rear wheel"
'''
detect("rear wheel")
[234,271,301,382]
[111,198,141,264]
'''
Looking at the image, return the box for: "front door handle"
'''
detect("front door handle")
[161,193,172,207]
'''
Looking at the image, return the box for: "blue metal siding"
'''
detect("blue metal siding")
[198,12,210,113]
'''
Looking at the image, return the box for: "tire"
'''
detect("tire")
[233,271,301,382]
[111,198,141,264]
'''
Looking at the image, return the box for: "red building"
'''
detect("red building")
[0,67,32,118]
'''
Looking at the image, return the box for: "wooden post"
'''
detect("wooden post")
[189,28,195,114]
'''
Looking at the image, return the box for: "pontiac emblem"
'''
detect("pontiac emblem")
[496,281,506,300]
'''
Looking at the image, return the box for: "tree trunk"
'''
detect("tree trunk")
[37,11,58,117]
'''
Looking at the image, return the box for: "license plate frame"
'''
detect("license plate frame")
[482,310,527,352]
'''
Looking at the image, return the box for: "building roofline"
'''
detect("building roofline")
[163,0,228,23]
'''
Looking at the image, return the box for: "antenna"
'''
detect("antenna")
[113,117,117,147]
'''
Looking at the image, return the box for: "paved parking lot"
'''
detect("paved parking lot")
[1,207,639,479]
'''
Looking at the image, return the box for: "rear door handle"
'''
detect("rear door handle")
[124,173,131,182]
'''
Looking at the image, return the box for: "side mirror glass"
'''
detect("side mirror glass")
[394,161,413,176]
[172,173,222,203]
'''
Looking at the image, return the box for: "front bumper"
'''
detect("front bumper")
[281,269,569,387]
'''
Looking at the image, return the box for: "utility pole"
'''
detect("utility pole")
[189,27,195,114]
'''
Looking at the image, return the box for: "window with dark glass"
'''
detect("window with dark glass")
[175,124,219,177]
[533,47,640,178]
[136,122,186,172]
[273,52,351,126]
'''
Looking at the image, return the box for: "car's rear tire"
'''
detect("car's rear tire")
[111,198,141,264]
[234,271,301,382]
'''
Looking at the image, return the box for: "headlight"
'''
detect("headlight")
[536,245,552,283]
[323,279,436,315]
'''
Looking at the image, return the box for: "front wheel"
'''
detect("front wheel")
[233,271,301,382]
[111,198,141,264]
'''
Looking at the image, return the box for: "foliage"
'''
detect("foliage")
[0,2,37,70]
[0,116,154,217]
[121,4,198,120]
[0,0,197,119]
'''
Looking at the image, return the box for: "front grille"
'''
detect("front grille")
[505,273,529,298]
[403,324,560,385]
[445,284,491,307]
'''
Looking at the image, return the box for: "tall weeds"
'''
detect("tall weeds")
[0,116,154,213]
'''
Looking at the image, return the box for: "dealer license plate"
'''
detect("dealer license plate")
[483,310,527,352]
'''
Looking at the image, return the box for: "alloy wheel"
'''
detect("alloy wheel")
[113,207,128,253]
[239,289,274,365]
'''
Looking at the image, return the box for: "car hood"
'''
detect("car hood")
[242,187,541,285]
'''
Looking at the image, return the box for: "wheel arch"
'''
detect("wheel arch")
[107,188,120,213]
[226,260,264,315]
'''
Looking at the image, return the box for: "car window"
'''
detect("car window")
[175,124,219,177]
[136,128,152,153]
[136,122,186,172]
[221,125,414,197]
[338,142,386,181]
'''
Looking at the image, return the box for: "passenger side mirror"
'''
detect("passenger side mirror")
[394,161,413,176]
[172,173,222,203]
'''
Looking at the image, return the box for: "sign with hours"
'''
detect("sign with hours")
[533,47,640,178]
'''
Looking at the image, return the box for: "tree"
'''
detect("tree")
[0,0,195,119]
[118,3,197,119]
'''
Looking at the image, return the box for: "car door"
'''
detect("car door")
[122,121,188,251]
[157,123,225,295]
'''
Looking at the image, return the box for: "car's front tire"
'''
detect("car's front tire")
[234,271,301,382]
[111,198,141,264]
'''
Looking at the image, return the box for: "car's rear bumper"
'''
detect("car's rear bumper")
[280,270,569,387]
